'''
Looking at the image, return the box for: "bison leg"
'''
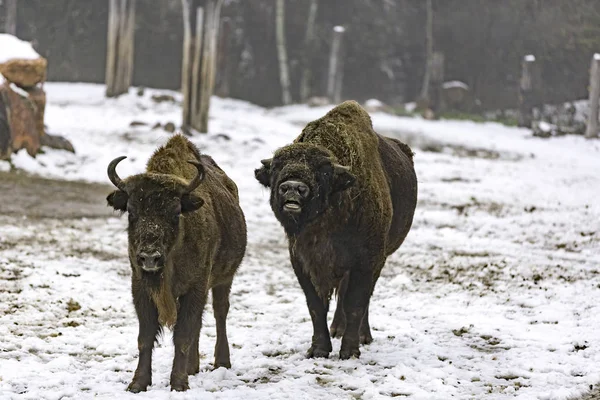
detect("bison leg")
[359,305,373,344]
[212,281,233,369]
[127,284,160,393]
[339,269,372,360]
[292,262,332,358]
[170,289,207,392]
[187,333,200,376]
[330,272,349,338]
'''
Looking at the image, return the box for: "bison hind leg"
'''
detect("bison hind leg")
[330,272,349,338]
[359,306,373,345]
[187,334,200,375]
[212,281,233,369]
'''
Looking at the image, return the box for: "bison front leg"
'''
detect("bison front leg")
[170,289,207,392]
[127,283,160,393]
[292,262,332,358]
[340,269,372,360]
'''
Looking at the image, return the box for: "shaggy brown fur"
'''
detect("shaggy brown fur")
[107,134,246,392]
[255,101,417,360]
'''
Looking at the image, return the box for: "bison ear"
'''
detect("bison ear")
[332,164,356,193]
[107,190,128,211]
[254,158,273,187]
[181,193,204,213]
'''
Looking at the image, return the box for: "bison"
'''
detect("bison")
[106,135,247,392]
[255,101,417,359]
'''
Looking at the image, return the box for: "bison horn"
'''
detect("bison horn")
[260,158,272,168]
[184,160,205,193]
[107,156,128,191]
[332,163,351,172]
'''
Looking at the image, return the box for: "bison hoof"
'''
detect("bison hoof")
[329,323,346,339]
[187,364,200,375]
[359,332,373,345]
[339,348,361,360]
[170,381,190,392]
[126,380,150,393]
[307,345,330,359]
[213,360,231,369]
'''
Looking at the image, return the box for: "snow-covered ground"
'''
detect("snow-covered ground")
[1,83,599,399]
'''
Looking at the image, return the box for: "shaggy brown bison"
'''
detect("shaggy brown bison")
[255,101,417,360]
[106,135,247,392]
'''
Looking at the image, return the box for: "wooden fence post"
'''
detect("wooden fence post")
[585,53,600,139]
[517,54,536,128]
[327,26,345,104]
[430,51,444,114]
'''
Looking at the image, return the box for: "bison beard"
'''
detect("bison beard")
[107,135,247,392]
[255,101,417,360]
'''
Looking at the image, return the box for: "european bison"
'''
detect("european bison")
[106,135,247,392]
[255,101,417,359]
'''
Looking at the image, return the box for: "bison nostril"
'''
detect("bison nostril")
[297,184,309,198]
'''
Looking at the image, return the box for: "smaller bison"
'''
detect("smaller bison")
[255,101,417,360]
[107,135,247,392]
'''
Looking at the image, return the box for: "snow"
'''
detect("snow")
[595,53,600,61]
[365,99,385,108]
[1,83,600,399]
[442,80,469,90]
[0,33,41,63]
[333,26,345,33]
[525,55,536,62]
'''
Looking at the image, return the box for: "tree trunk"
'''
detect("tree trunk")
[517,55,536,128]
[105,0,136,98]
[275,0,292,105]
[419,0,433,104]
[430,51,444,114]
[181,0,192,129]
[105,0,119,96]
[4,0,17,36]
[585,54,600,139]
[327,26,345,103]
[191,7,205,130]
[299,0,318,103]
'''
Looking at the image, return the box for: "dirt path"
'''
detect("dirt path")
[0,171,114,219]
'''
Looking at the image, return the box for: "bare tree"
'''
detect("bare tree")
[299,0,318,103]
[418,0,433,104]
[181,0,223,133]
[3,0,17,35]
[327,26,345,104]
[105,0,136,98]
[275,0,292,105]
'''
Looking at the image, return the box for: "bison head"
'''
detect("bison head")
[106,156,205,273]
[254,144,355,234]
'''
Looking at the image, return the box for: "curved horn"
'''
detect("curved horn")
[184,160,205,193]
[261,158,272,168]
[107,156,128,191]
[332,163,351,172]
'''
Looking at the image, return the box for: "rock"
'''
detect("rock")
[129,121,148,127]
[136,87,145,97]
[151,122,162,130]
[0,58,47,88]
[40,133,75,153]
[151,94,176,103]
[306,96,330,107]
[164,122,176,133]
[441,81,477,113]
